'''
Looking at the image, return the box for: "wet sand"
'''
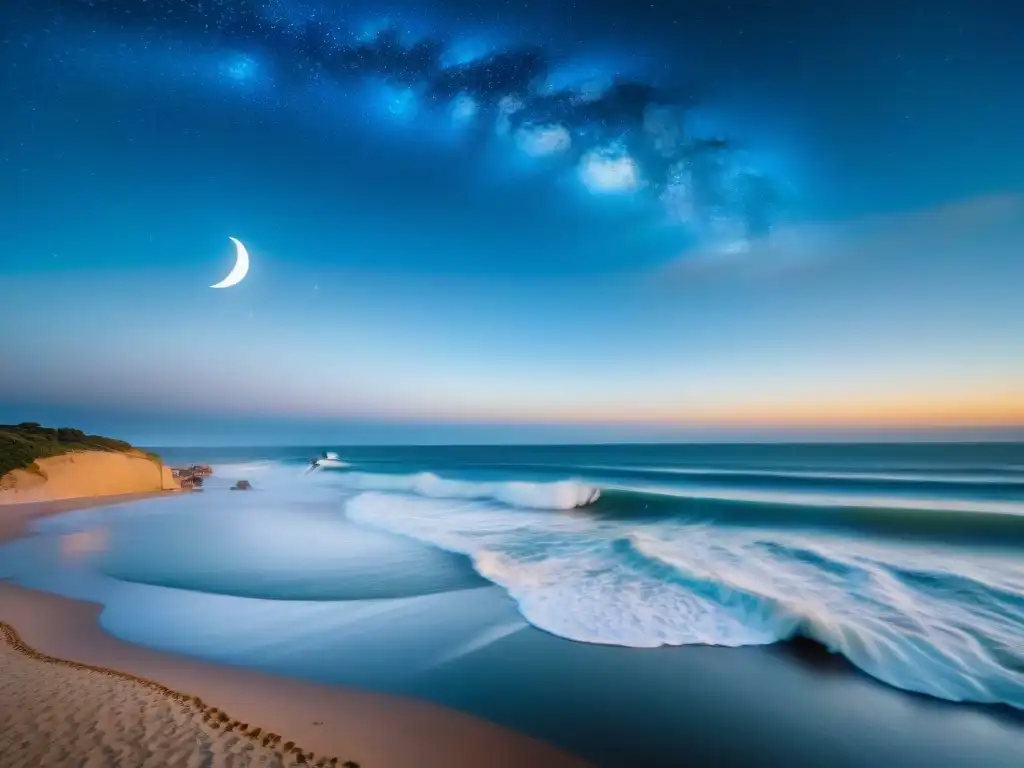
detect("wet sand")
[0,492,179,544]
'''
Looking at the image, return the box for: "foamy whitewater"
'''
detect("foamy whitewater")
[3,443,1024,715]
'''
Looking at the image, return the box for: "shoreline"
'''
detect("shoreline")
[0,491,182,544]
[0,497,590,768]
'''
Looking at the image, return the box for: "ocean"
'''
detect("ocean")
[3,442,1024,767]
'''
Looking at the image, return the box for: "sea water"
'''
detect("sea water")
[3,443,1024,765]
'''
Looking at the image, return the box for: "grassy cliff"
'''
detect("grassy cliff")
[0,422,158,479]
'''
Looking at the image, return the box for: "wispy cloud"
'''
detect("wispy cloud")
[661,192,1024,280]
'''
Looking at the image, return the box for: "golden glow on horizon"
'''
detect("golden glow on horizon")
[237,380,1024,429]
[15,391,1024,431]
[535,395,1024,429]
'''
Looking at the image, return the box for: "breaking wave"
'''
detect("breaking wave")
[312,465,1024,518]
[326,471,601,510]
[345,490,1024,710]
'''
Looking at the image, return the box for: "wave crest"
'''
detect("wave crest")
[332,471,600,510]
[634,534,1024,706]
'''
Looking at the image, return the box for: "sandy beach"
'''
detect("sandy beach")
[1,614,309,768]
[0,498,589,768]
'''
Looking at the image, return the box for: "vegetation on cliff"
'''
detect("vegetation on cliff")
[0,422,158,479]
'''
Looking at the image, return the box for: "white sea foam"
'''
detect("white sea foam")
[345,491,1024,710]
[328,471,601,510]
[209,461,280,476]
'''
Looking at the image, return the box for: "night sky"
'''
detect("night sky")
[1,0,1022,444]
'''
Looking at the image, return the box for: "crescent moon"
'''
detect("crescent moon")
[210,237,250,289]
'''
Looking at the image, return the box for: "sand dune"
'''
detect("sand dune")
[0,450,180,505]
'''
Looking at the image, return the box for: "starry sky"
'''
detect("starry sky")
[1,0,1022,445]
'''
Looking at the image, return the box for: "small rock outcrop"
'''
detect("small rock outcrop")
[231,480,252,491]
[171,464,213,489]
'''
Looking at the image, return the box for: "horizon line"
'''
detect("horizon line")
[142,437,1024,449]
